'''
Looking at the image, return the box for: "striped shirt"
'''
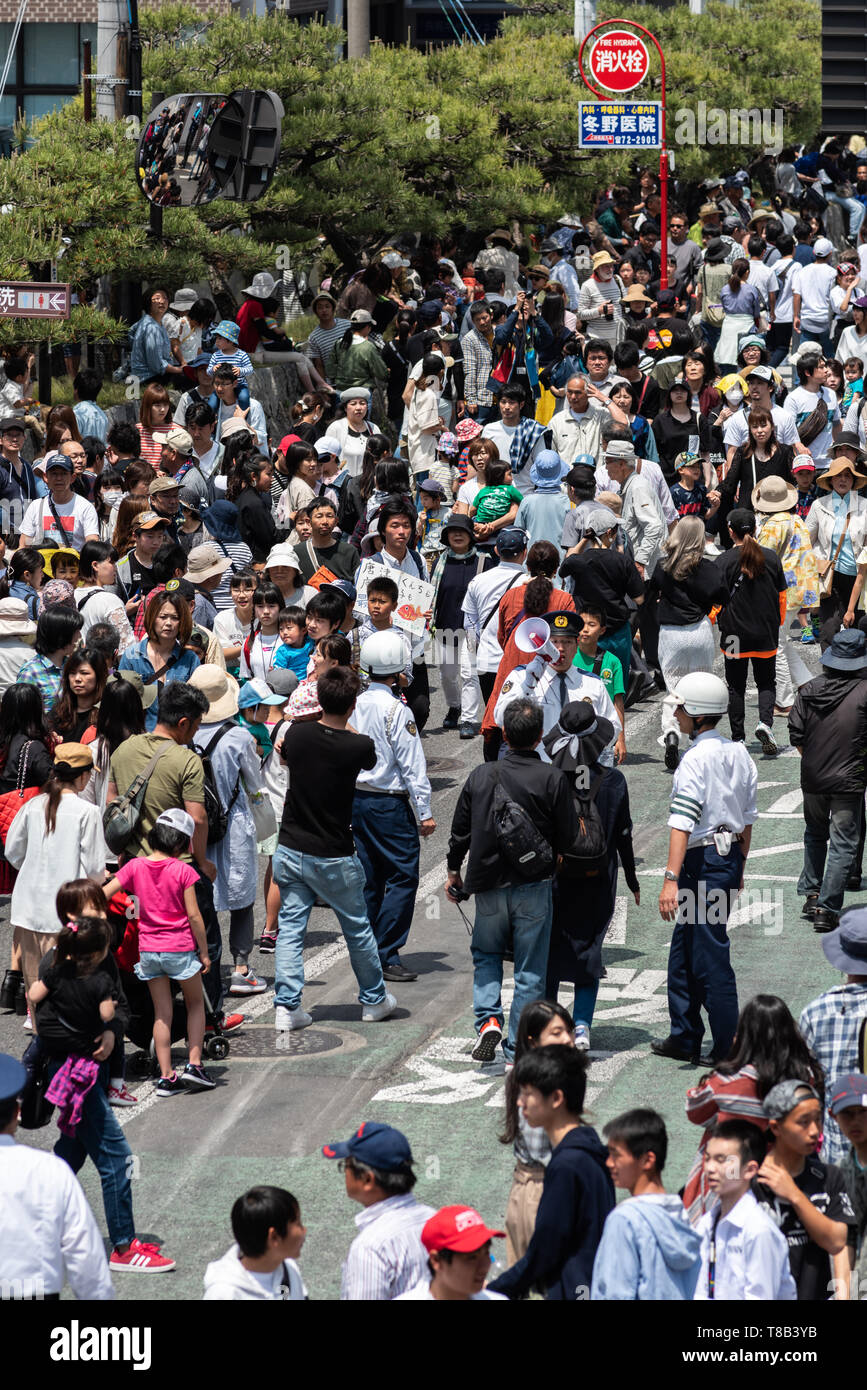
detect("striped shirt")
[208,348,254,380]
[340,1193,435,1300]
[211,540,254,610]
[800,984,867,1165]
[308,319,351,373]
[682,1064,767,1224]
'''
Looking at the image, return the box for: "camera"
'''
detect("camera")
[447,883,470,903]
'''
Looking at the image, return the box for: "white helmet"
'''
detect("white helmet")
[671,672,729,717]
[360,630,406,677]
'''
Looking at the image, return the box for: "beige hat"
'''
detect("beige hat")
[220,417,254,441]
[186,543,232,584]
[817,456,867,491]
[0,597,36,640]
[751,475,798,513]
[699,203,721,219]
[263,543,301,575]
[188,665,239,722]
[592,251,615,269]
[621,284,652,304]
[53,742,94,773]
[110,669,157,710]
[152,427,193,457]
[148,476,181,496]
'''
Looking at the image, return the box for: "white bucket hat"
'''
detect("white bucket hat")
[243,272,277,299]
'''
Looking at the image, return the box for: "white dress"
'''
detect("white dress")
[6,793,105,933]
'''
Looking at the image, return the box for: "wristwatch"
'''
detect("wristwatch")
[663,870,678,882]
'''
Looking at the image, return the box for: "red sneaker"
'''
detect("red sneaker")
[209,1012,244,1035]
[110,1239,176,1274]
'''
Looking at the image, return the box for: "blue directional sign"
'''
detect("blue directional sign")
[578,102,662,149]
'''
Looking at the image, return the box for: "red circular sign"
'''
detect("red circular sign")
[588,31,650,93]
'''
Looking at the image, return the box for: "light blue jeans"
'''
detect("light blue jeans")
[471,879,553,1061]
[826,191,866,240]
[272,846,386,1012]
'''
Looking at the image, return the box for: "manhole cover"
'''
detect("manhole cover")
[425,757,462,773]
[225,1028,344,1057]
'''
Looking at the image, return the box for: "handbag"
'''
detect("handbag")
[0,742,43,849]
[19,1039,55,1130]
[245,783,278,841]
[816,512,850,598]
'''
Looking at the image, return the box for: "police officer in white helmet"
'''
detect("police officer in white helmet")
[652,672,758,1067]
[351,632,436,983]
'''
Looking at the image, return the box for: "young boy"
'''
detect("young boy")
[669,452,720,524]
[207,320,253,413]
[203,1185,307,1300]
[488,1045,615,1301]
[470,460,523,540]
[591,1109,701,1300]
[573,604,627,763]
[416,478,448,572]
[274,605,315,679]
[754,1080,855,1301]
[213,569,256,674]
[184,542,231,629]
[305,588,346,645]
[694,1118,796,1301]
[43,547,79,587]
[828,1074,867,1300]
[842,357,864,414]
[358,575,412,686]
[793,457,820,524]
[395,1207,507,1301]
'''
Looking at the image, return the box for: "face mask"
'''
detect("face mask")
[725,389,743,406]
[102,491,122,505]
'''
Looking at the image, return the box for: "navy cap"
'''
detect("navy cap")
[42,450,73,473]
[189,352,211,370]
[0,1052,27,1103]
[319,578,358,604]
[322,1121,414,1172]
[543,609,583,638]
[495,526,528,556]
[828,1073,867,1116]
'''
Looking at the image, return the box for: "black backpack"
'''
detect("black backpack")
[200,723,241,844]
[492,778,554,878]
[560,772,608,879]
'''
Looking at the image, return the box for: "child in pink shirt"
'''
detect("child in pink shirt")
[103,809,214,1097]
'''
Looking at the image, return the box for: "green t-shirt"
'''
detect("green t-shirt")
[573,646,625,700]
[473,483,523,524]
[109,733,205,860]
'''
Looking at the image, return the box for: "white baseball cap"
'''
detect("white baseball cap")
[155,808,195,840]
[813,237,834,258]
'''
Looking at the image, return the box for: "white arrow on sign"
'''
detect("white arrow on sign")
[49,292,66,311]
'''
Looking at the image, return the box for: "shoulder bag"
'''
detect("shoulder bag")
[103,742,172,855]
[816,511,850,598]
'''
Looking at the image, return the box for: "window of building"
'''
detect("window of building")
[0,23,97,131]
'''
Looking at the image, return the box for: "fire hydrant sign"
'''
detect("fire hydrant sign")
[588,31,650,93]
[0,281,71,319]
[579,102,662,149]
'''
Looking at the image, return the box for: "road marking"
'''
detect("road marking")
[765,789,803,813]
[748,842,803,858]
[604,896,628,945]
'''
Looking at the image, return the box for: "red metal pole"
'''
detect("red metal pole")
[577,20,668,287]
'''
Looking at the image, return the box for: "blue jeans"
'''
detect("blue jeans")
[352,792,420,967]
[799,791,862,913]
[49,1058,135,1250]
[667,844,742,1059]
[471,879,553,1061]
[207,384,250,414]
[272,846,386,1011]
[826,192,866,240]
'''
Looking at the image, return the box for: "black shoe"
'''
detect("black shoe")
[382,961,419,982]
[847,874,862,892]
[14,980,27,1017]
[0,969,21,1012]
[664,732,680,771]
[813,907,839,934]
[801,894,819,920]
[650,1036,700,1064]
[442,708,460,730]
[459,722,476,740]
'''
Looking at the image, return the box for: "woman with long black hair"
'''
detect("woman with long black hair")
[227,452,277,562]
[681,993,823,1224]
[50,650,109,744]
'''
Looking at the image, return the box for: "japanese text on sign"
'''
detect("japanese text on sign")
[578,103,662,149]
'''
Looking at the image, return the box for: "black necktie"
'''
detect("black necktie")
[558,673,568,708]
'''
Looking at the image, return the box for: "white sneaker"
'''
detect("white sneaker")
[755,723,778,757]
[275,1005,313,1031]
[361,991,397,1022]
[574,1024,591,1051]
[22,1009,32,1033]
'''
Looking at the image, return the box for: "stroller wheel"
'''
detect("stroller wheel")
[205,1036,230,1060]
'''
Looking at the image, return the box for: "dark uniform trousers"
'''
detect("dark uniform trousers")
[667,842,742,1058]
[352,790,421,968]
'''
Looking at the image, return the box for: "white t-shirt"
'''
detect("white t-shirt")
[213,607,252,650]
[791,262,837,329]
[456,478,481,510]
[783,384,840,464]
[394,1278,507,1301]
[20,493,99,551]
[747,260,779,310]
[771,257,797,323]
[240,630,281,681]
[74,586,135,653]
[722,405,799,451]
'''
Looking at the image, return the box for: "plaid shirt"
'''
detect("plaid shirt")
[514,1107,553,1166]
[800,984,867,1164]
[17,654,63,714]
[462,328,494,410]
[44,1055,100,1137]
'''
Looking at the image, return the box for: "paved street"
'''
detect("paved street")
[0,636,844,1301]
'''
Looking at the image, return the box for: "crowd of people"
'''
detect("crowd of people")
[1,139,867,1302]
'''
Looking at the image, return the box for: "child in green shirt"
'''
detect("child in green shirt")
[470,460,523,541]
[573,604,626,763]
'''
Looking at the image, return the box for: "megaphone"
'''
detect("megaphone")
[515,617,560,664]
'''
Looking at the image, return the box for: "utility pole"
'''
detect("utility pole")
[346,0,369,58]
[574,0,597,45]
[96,0,123,122]
[689,0,705,13]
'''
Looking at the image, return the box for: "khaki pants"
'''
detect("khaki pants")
[14,926,58,1001]
[505,1160,545,1267]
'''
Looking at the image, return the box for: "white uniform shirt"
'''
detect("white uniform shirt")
[341,1193,435,1300]
[722,405,799,452]
[668,730,758,848]
[462,561,527,673]
[352,684,432,820]
[694,1191,797,1301]
[0,1134,115,1299]
[493,657,621,763]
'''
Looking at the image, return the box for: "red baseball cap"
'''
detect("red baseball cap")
[278,433,302,455]
[421,1206,505,1254]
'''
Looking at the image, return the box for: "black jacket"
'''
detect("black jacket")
[788,671,867,794]
[447,748,579,894]
[488,1125,615,1300]
[235,487,278,563]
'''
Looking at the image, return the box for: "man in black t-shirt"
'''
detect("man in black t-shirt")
[272,666,395,1032]
[294,499,360,584]
[755,1079,856,1301]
